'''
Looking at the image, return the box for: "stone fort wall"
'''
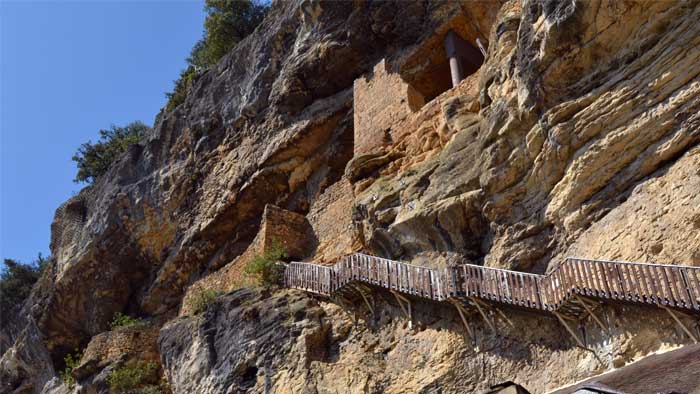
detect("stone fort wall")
[353,59,426,156]
[306,178,356,264]
[179,205,312,315]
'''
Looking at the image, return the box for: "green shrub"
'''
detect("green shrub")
[244,241,287,287]
[164,0,268,112]
[110,312,143,330]
[0,255,51,328]
[72,121,150,183]
[190,289,222,315]
[107,360,160,394]
[163,66,198,113]
[60,349,83,388]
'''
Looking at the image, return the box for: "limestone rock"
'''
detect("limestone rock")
[159,288,334,394]
[4,0,700,392]
[159,288,694,394]
[2,3,484,390]
[355,0,700,275]
[560,145,700,265]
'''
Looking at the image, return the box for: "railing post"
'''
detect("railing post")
[450,267,457,297]
[535,277,543,310]
[680,268,695,310]
[614,264,627,301]
[685,268,700,311]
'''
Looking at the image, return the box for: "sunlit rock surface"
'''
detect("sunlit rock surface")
[2,0,700,393]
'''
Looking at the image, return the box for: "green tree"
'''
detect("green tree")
[0,254,50,328]
[72,121,150,183]
[186,36,210,71]
[244,241,287,287]
[164,0,268,112]
[191,0,269,69]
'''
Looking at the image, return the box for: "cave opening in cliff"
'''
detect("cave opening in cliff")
[408,29,485,103]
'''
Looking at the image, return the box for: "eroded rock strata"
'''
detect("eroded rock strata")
[2,0,700,393]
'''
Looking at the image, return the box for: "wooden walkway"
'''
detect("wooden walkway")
[285,253,700,344]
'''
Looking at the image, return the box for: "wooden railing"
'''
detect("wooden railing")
[541,258,700,311]
[284,253,700,314]
[284,261,333,295]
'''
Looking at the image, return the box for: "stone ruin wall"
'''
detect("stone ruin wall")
[353,59,426,157]
[306,178,357,264]
[181,30,490,314]
[260,204,314,259]
[380,71,480,176]
[77,322,161,375]
[351,56,481,195]
[50,190,93,274]
[179,205,312,315]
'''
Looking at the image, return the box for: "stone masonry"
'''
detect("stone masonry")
[179,205,313,315]
[307,178,357,264]
[353,59,426,156]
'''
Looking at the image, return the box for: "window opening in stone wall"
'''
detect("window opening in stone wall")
[408,29,486,104]
[444,30,485,88]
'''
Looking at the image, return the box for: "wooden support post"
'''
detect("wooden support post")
[359,290,374,316]
[554,311,587,349]
[663,306,699,344]
[574,295,598,309]
[391,290,413,329]
[468,297,497,333]
[493,307,515,328]
[449,299,474,342]
[476,38,487,57]
[391,291,409,317]
[576,296,608,334]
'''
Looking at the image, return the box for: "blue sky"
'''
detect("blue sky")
[1,1,205,263]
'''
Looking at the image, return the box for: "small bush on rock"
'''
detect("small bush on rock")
[190,289,222,315]
[191,0,268,69]
[244,241,287,287]
[110,312,143,330]
[163,66,197,113]
[60,349,83,389]
[107,360,161,394]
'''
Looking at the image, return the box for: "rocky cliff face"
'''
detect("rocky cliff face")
[2,0,700,393]
[158,287,695,394]
[355,0,700,274]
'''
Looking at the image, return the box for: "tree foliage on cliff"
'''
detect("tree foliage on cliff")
[60,349,82,389]
[107,360,162,394]
[189,289,223,315]
[164,0,268,112]
[72,121,150,183]
[190,0,268,69]
[0,255,50,328]
[244,241,287,287]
